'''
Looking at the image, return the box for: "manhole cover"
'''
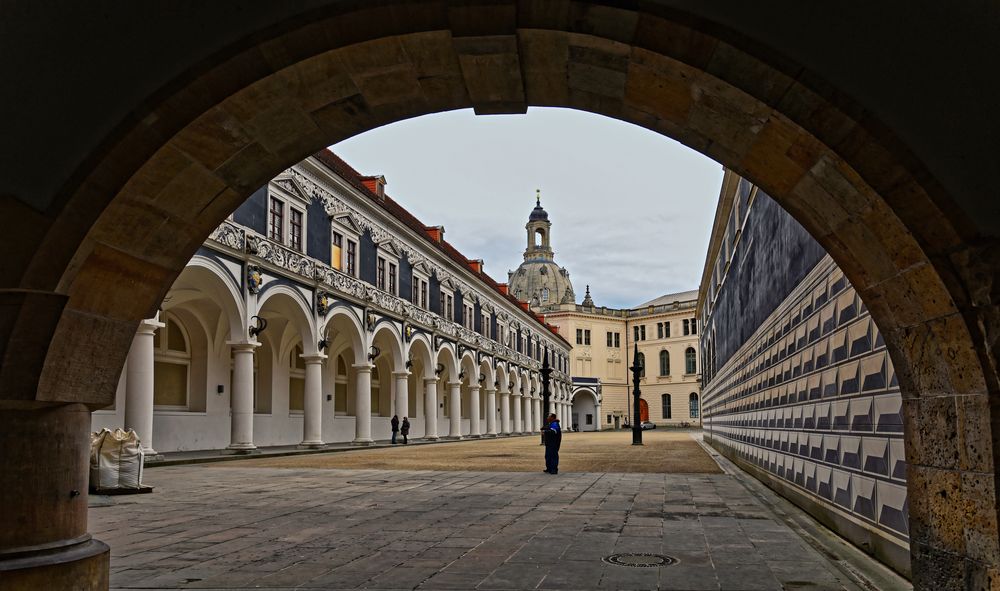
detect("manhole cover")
[347,479,388,485]
[602,553,677,568]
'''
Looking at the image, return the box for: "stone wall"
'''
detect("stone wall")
[702,254,910,576]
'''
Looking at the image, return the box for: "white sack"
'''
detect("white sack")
[89,428,145,490]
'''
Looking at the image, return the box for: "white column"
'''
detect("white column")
[124,318,164,460]
[353,364,374,445]
[300,354,327,448]
[447,381,463,439]
[423,377,439,440]
[523,393,533,434]
[596,402,603,430]
[533,396,542,432]
[394,371,410,419]
[510,392,522,434]
[500,390,510,435]
[227,343,259,453]
[486,388,498,436]
[468,385,481,437]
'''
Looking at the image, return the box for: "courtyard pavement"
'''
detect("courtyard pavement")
[91,435,909,590]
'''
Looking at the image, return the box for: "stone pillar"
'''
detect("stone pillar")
[595,403,603,430]
[512,393,522,434]
[468,384,481,437]
[0,404,110,589]
[500,390,511,435]
[300,354,326,448]
[523,394,533,434]
[124,317,164,461]
[393,371,410,420]
[486,388,498,436]
[533,396,542,432]
[447,381,463,439]
[423,377,438,440]
[227,343,258,453]
[353,364,374,445]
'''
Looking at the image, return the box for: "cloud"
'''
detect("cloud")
[334,108,722,310]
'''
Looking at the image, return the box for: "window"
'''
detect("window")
[331,232,343,270]
[640,325,646,340]
[541,287,550,301]
[153,317,190,409]
[634,326,639,342]
[346,240,357,277]
[481,313,490,337]
[377,257,386,290]
[664,322,670,338]
[689,393,699,418]
[683,319,690,335]
[615,332,620,348]
[662,394,672,419]
[289,208,303,252]
[446,293,453,321]
[685,347,697,374]
[659,350,670,376]
[607,414,612,424]
[577,329,584,345]
[636,352,645,378]
[388,262,397,295]
[268,197,284,241]
[421,281,428,309]
[584,329,591,345]
[657,323,663,339]
[607,331,613,347]
[586,414,593,425]
[691,319,697,335]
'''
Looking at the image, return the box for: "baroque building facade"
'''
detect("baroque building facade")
[92,150,574,454]
[508,200,701,429]
[698,171,909,575]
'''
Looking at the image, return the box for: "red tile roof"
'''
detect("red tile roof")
[312,149,570,348]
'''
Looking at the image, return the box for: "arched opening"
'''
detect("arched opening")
[2,4,997,589]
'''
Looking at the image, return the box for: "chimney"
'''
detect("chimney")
[425,225,445,242]
[498,283,509,295]
[468,258,484,273]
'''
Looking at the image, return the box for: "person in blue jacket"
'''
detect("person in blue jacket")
[542,413,562,474]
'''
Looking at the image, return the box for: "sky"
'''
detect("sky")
[333,107,723,309]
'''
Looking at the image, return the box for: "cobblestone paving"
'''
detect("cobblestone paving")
[91,457,900,590]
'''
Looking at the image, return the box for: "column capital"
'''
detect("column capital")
[227,341,261,352]
[469,384,481,392]
[423,377,439,385]
[352,363,374,373]
[137,317,165,335]
[447,381,463,388]
[486,388,497,394]
[301,353,327,364]
[392,371,411,378]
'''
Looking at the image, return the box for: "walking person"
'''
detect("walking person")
[391,414,399,444]
[542,412,562,474]
[400,416,410,444]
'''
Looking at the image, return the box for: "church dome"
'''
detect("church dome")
[508,191,575,311]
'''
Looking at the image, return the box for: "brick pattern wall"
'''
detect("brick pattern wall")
[703,255,908,550]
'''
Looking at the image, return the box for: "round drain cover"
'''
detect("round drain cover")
[602,553,677,568]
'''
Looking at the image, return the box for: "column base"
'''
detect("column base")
[484,433,498,438]
[351,439,376,446]
[467,434,482,439]
[297,442,326,449]
[444,435,464,441]
[423,435,439,441]
[0,538,109,591]
[142,453,164,463]
[222,445,259,455]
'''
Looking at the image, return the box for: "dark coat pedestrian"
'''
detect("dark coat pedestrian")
[391,415,399,444]
[542,413,562,474]
[400,417,410,444]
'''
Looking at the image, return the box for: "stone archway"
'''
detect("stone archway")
[2,4,998,589]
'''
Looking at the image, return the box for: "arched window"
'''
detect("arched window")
[659,350,670,376]
[685,347,697,374]
[689,393,699,418]
[661,393,672,419]
[288,343,305,413]
[153,316,190,409]
[636,352,645,378]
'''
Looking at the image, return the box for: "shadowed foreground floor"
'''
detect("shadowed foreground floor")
[225,431,722,474]
[92,434,909,590]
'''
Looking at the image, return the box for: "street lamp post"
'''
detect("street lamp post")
[630,343,643,446]
[540,349,552,444]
